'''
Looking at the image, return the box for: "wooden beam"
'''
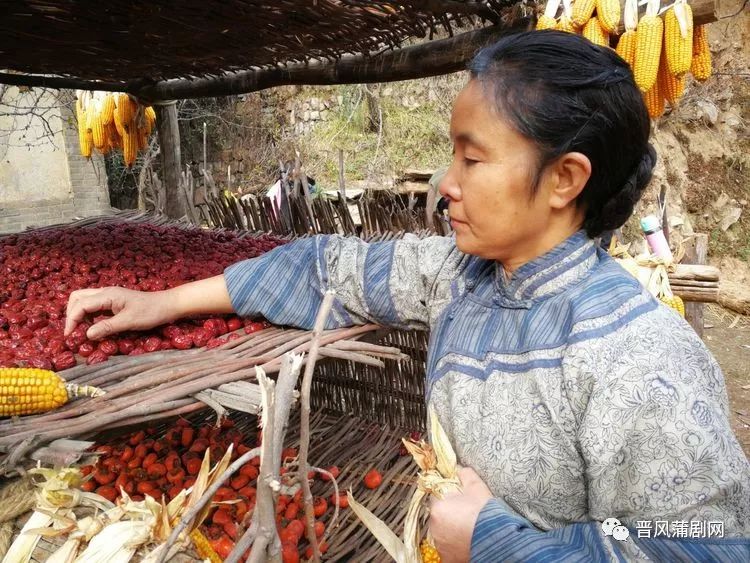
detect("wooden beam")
[0,72,126,92]
[134,24,519,101]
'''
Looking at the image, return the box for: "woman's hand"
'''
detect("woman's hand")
[65,287,176,340]
[65,275,235,340]
[430,466,493,563]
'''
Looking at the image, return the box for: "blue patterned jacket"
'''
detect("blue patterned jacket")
[225,231,750,562]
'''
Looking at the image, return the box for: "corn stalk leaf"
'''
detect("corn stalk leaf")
[347,491,405,563]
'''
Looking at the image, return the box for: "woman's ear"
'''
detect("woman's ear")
[547,152,591,209]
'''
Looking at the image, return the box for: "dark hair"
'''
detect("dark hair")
[469,30,655,238]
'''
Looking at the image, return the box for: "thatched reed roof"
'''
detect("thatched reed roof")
[0,0,514,95]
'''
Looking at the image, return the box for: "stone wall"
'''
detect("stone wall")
[281,80,454,136]
[0,88,110,234]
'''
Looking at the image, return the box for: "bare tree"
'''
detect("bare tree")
[0,86,75,156]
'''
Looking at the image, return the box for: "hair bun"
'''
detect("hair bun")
[589,143,657,235]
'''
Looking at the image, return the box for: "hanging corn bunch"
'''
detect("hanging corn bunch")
[536,0,561,30]
[664,0,693,76]
[348,406,461,562]
[556,0,577,32]
[582,16,609,47]
[75,90,157,168]
[690,24,712,81]
[633,0,664,92]
[596,0,620,34]
[615,0,638,68]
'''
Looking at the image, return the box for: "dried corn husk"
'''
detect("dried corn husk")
[348,406,460,562]
[2,467,114,563]
[141,447,233,562]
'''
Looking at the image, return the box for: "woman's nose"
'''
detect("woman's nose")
[439,167,461,201]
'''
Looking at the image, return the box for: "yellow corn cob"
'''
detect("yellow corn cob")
[633,8,663,92]
[116,93,135,127]
[536,14,557,30]
[420,540,441,563]
[617,0,638,68]
[643,77,665,119]
[582,17,609,47]
[76,101,92,158]
[556,14,577,32]
[691,25,712,81]
[660,295,685,317]
[0,368,103,417]
[123,128,138,167]
[572,0,596,27]
[616,30,637,68]
[596,0,620,33]
[91,111,106,151]
[101,94,116,125]
[659,48,686,106]
[190,529,222,563]
[113,104,126,138]
[664,0,693,76]
[105,122,121,150]
[144,106,156,134]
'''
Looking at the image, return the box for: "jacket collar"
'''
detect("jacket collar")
[492,230,599,304]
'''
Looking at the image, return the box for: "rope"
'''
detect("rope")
[0,478,35,523]
[0,521,13,558]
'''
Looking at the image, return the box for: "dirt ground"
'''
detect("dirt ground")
[703,306,750,457]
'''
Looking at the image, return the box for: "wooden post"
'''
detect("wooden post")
[154,102,184,218]
[684,234,708,337]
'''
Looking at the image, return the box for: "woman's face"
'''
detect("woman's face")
[439,79,583,268]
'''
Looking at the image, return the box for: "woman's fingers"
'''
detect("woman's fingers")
[87,313,131,341]
[65,289,112,336]
[65,287,128,338]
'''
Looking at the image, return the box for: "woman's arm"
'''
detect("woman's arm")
[224,234,461,330]
[65,275,234,339]
[66,234,461,339]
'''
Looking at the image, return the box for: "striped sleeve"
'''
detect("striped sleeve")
[470,499,621,562]
[471,499,750,562]
[223,234,459,330]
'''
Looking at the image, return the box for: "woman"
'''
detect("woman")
[67,32,748,561]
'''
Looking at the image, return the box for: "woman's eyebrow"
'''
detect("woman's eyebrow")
[453,132,487,152]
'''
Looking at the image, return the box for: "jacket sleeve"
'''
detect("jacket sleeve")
[471,498,749,562]
[223,234,461,330]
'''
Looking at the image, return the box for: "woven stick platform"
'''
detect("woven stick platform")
[9,408,418,563]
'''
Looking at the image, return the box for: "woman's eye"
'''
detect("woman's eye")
[464,157,479,165]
